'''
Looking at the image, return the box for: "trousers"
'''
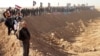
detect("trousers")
[22,40,30,56]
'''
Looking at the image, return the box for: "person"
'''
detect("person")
[16,11,23,22]
[4,10,15,35]
[13,18,18,34]
[3,10,11,18]
[16,21,30,56]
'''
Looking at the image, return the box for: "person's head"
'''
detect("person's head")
[21,21,27,27]
[8,7,12,10]
[5,10,11,17]
[7,10,10,13]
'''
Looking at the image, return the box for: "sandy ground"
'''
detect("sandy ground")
[96,7,100,11]
[0,10,100,56]
[71,18,100,56]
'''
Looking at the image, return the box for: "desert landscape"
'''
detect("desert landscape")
[0,9,100,56]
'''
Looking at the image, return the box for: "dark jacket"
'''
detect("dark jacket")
[5,18,14,27]
[19,27,30,41]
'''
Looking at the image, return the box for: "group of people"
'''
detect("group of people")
[3,7,22,35]
[3,7,30,56]
[21,8,44,16]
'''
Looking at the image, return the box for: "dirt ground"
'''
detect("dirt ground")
[0,10,100,56]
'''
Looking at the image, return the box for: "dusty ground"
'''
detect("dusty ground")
[96,7,100,11]
[0,10,100,56]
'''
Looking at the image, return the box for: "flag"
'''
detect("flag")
[33,1,36,6]
[15,5,22,9]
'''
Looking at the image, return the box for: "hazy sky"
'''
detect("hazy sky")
[0,0,100,8]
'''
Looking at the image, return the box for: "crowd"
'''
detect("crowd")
[2,5,95,56]
[3,7,30,56]
[3,7,23,35]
